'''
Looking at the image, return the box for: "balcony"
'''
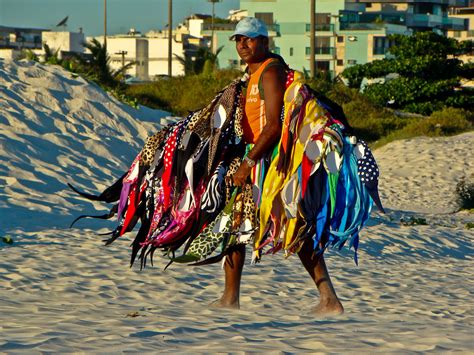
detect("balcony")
[407,13,468,30]
[305,24,335,33]
[339,12,405,31]
[305,46,335,58]
[345,0,469,5]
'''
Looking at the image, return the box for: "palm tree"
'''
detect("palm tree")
[175,45,223,75]
[82,38,134,85]
[43,43,61,64]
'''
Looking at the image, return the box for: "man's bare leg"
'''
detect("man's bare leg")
[212,244,246,309]
[297,240,344,315]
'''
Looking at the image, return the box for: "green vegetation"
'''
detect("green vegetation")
[19,32,472,147]
[125,69,241,116]
[175,46,224,76]
[342,32,473,115]
[1,236,13,245]
[400,216,428,226]
[456,178,474,211]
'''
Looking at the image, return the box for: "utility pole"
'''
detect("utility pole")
[115,50,128,81]
[168,0,172,77]
[310,0,315,78]
[104,0,107,49]
[208,0,222,53]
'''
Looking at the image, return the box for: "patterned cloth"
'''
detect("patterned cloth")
[72,70,383,268]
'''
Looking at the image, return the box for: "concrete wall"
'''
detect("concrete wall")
[42,31,85,54]
[189,19,204,38]
[148,37,185,77]
[105,37,144,79]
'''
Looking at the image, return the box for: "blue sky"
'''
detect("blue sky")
[0,0,240,35]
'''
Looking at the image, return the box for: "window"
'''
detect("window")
[337,36,344,43]
[337,59,344,66]
[316,13,331,31]
[305,46,332,55]
[373,36,386,55]
[347,59,357,65]
[316,61,330,72]
[255,12,274,26]
[289,47,293,56]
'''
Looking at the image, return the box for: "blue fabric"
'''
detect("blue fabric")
[313,171,329,250]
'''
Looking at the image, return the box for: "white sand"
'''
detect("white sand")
[1,59,473,353]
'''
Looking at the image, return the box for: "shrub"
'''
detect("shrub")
[125,69,241,116]
[373,107,473,148]
[341,32,473,115]
[456,177,474,210]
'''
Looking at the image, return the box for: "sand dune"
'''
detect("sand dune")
[0,59,472,353]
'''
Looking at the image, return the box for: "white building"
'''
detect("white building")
[42,31,85,56]
[90,33,185,80]
[147,36,185,78]
[0,25,44,60]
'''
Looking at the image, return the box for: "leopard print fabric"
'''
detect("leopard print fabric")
[224,157,241,205]
[184,209,232,261]
[139,128,170,167]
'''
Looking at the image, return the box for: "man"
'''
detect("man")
[213,17,344,315]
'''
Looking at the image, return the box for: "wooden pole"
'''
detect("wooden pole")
[104,0,107,49]
[168,0,172,76]
[310,0,315,78]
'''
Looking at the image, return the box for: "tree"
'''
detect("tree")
[81,38,134,86]
[342,32,473,114]
[175,45,223,75]
[43,43,61,64]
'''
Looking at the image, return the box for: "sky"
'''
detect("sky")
[0,0,240,36]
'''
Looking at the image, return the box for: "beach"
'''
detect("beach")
[1,59,473,353]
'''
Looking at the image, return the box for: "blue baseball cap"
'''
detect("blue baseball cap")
[230,17,268,40]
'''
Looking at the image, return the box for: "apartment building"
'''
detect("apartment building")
[211,1,470,76]
[0,26,45,59]
[345,0,469,33]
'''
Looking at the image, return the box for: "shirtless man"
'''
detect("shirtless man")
[213,17,344,315]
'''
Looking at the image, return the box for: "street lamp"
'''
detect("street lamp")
[168,0,172,76]
[208,0,222,53]
[104,0,107,49]
[310,0,315,78]
[329,14,341,79]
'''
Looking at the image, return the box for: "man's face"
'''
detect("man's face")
[235,35,268,64]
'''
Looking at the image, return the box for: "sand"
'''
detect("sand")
[1,59,473,353]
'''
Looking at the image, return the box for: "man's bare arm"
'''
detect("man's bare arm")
[232,64,286,186]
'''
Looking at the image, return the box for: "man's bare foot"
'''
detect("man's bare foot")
[209,298,240,310]
[312,299,344,316]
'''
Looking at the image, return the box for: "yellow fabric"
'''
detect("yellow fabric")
[255,71,332,253]
[254,74,303,250]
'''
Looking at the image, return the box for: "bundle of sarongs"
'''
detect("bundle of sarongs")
[70,70,384,269]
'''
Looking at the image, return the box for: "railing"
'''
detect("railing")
[339,22,386,31]
[305,24,335,32]
[305,47,335,56]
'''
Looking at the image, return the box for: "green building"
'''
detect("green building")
[210,0,469,77]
